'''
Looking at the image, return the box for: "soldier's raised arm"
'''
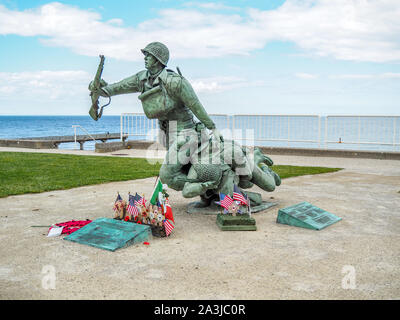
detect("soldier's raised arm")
[89,71,144,97]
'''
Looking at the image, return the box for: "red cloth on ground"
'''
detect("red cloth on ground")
[48,219,92,235]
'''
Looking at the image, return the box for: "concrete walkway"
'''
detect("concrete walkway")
[0,146,399,299]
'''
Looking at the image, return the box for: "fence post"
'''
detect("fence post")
[120,114,123,142]
[74,125,77,149]
[318,116,321,148]
[358,116,361,148]
[325,116,328,148]
[394,117,397,150]
[232,115,235,140]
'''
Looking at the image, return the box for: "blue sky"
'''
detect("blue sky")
[0,0,399,116]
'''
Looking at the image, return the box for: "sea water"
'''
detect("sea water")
[0,115,121,150]
[0,115,398,152]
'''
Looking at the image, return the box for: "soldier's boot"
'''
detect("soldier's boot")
[193,190,219,208]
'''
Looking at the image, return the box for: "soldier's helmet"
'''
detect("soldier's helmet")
[193,164,223,184]
[141,42,169,66]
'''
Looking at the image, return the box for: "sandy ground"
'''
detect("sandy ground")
[0,146,399,300]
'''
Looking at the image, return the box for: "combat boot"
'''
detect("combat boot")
[193,190,219,208]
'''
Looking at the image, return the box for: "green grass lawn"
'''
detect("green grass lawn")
[0,152,342,198]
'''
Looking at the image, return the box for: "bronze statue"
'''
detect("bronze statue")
[89,42,280,208]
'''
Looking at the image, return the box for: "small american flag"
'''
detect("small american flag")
[139,196,147,206]
[233,192,248,205]
[219,193,233,211]
[163,219,175,236]
[233,185,248,206]
[132,193,146,206]
[127,203,139,218]
[113,193,123,211]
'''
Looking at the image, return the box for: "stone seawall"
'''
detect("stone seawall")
[103,140,400,160]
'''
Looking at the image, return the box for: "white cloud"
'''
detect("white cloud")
[107,18,124,26]
[190,76,250,93]
[381,73,400,79]
[330,74,374,79]
[330,73,400,79]
[183,2,240,11]
[0,70,90,100]
[0,1,400,62]
[249,0,400,63]
[295,73,319,79]
[0,70,257,104]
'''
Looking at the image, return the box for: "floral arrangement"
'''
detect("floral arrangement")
[112,189,174,237]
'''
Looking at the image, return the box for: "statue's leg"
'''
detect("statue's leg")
[159,128,201,191]
[238,177,254,189]
[182,166,202,198]
[192,190,220,208]
[159,140,189,191]
[218,168,239,196]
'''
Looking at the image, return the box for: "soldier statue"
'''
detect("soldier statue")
[89,42,280,208]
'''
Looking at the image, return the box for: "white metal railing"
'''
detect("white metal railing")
[120,113,159,142]
[325,115,400,149]
[72,125,96,149]
[119,113,229,142]
[231,114,321,147]
[209,114,230,131]
[120,113,400,152]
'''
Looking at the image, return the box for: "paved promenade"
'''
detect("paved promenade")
[0,146,399,299]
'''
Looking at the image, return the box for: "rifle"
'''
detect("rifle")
[89,55,110,121]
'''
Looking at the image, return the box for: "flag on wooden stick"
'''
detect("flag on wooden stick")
[113,193,122,211]
[127,194,139,218]
[133,192,146,206]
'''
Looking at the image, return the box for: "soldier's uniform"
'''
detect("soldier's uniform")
[100,67,216,134]
[96,43,217,191]
[91,42,280,200]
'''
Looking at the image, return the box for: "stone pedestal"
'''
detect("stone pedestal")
[216,214,257,231]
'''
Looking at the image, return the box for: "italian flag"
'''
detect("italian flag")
[150,177,163,205]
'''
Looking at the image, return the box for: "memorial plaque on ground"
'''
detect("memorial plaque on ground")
[276,202,341,230]
[64,218,152,251]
